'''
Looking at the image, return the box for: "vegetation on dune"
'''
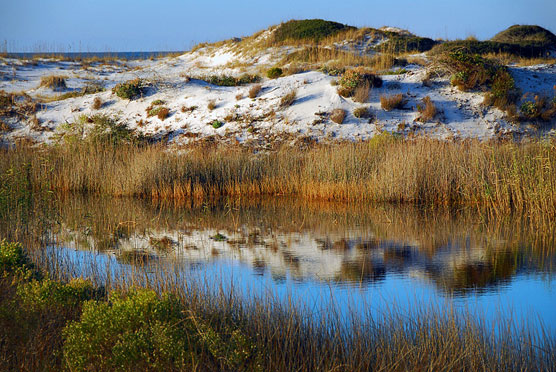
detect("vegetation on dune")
[377,33,437,53]
[436,50,519,114]
[432,25,556,58]
[39,75,67,90]
[112,78,149,100]
[492,25,556,47]
[273,19,355,43]
[200,74,260,87]
[337,67,382,98]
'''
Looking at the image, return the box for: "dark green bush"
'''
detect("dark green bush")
[273,19,355,43]
[266,67,283,79]
[492,25,556,46]
[203,74,260,87]
[212,120,224,129]
[112,78,148,100]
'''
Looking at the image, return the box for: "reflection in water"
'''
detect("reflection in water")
[47,196,555,297]
[7,195,554,332]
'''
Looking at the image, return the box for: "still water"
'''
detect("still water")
[44,196,556,331]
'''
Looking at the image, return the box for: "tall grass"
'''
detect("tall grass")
[1,137,555,219]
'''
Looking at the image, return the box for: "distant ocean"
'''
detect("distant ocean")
[4,51,184,60]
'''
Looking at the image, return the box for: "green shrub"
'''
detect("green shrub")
[266,67,283,79]
[492,25,556,46]
[273,19,355,43]
[17,278,97,310]
[0,240,34,279]
[212,120,224,129]
[63,289,192,371]
[112,78,148,100]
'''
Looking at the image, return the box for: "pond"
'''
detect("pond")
[30,196,556,332]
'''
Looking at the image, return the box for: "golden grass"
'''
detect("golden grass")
[280,89,297,107]
[2,138,556,220]
[38,75,67,90]
[380,93,405,111]
[248,84,261,99]
[417,96,437,122]
[330,108,346,123]
[91,97,102,110]
[353,81,370,103]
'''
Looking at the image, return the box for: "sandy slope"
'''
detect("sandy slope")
[1,36,555,146]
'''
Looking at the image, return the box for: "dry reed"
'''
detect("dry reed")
[1,138,555,220]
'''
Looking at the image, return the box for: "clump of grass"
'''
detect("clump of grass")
[353,106,370,119]
[92,97,102,110]
[337,67,382,98]
[156,107,170,120]
[249,84,262,99]
[207,100,217,110]
[417,96,437,122]
[235,93,243,100]
[330,108,346,124]
[353,81,370,103]
[39,75,66,91]
[280,89,297,108]
[181,105,197,113]
[266,67,283,79]
[112,78,148,100]
[211,120,223,129]
[380,94,405,111]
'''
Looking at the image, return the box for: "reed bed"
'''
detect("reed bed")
[2,137,555,220]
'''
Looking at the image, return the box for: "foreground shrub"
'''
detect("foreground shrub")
[63,290,192,371]
[417,96,437,122]
[337,67,382,98]
[381,94,405,111]
[266,67,283,79]
[112,78,148,100]
[0,240,34,279]
[330,108,346,123]
[39,75,66,90]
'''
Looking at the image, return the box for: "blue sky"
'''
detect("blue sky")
[1,0,555,52]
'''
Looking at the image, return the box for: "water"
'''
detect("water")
[38,196,556,332]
